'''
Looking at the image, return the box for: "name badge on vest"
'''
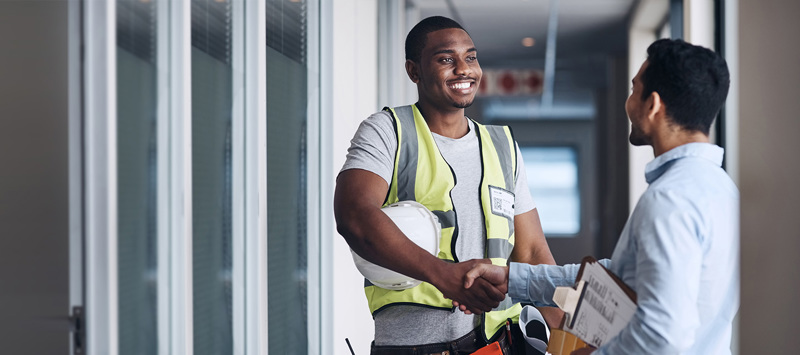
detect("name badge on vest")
[489,185,515,219]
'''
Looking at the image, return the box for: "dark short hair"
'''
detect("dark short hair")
[642,39,730,134]
[405,16,467,63]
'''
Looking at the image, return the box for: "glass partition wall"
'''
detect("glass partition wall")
[110,1,319,354]
[191,0,234,354]
[117,0,159,353]
[266,0,309,353]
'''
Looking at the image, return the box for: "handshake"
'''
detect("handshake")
[433,259,511,315]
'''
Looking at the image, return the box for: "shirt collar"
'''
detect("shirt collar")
[645,142,724,183]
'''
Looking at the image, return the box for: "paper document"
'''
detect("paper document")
[552,258,636,348]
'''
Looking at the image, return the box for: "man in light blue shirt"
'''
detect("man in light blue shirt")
[457,39,738,354]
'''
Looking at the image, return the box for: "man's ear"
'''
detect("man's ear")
[405,59,420,83]
[647,91,664,121]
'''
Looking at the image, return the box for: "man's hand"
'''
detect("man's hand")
[451,263,509,314]
[432,259,507,314]
[464,263,509,289]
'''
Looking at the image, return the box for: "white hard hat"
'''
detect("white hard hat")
[350,201,441,290]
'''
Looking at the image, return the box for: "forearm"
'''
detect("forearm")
[334,169,448,285]
[336,201,445,284]
[509,209,565,326]
[507,262,580,306]
[510,247,562,327]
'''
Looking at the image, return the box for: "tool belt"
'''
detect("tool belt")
[370,323,523,355]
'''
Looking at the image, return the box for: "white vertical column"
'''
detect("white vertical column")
[328,1,379,355]
[156,0,172,354]
[169,0,193,354]
[724,0,739,185]
[683,0,715,49]
[241,0,268,354]
[378,0,412,108]
[683,0,718,142]
[231,0,246,353]
[83,0,118,354]
[404,4,421,104]
[307,0,322,354]
[318,0,336,353]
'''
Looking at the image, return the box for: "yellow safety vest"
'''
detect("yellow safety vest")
[364,104,522,341]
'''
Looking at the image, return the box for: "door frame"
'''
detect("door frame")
[80,0,119,354]
[498,119,598,264]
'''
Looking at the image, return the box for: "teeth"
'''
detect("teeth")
[449,82,471,90]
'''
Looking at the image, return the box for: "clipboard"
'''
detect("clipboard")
[546,256,637,354]
[575,256,636,303]
[563,256,637,326]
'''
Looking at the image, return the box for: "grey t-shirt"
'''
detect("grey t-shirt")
[340,110,536,345]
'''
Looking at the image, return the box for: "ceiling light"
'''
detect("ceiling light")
[522,37,535,47]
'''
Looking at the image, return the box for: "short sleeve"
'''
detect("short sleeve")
[514,143,536,215]
[339,111,397,185]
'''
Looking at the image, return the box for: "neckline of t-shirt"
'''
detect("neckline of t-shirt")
[430,118,475,142]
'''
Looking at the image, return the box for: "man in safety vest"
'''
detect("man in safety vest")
[334,16,562,354]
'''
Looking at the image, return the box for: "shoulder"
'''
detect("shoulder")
[352,110,396,141]
[636,159,738,230]
[340,111,400,184]
[363,110,395,129]
[649,158,738,202]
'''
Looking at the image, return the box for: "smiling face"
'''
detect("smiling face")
[406,28,482,113]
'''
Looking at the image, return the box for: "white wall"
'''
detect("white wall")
[325,1,379,354]
[378,1,418,108]
[627,0,667,211]
[683,0,715,50]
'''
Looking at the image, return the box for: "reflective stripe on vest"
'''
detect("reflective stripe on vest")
[365,104,522,341]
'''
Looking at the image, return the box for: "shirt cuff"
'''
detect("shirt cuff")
[508,262,581,307]
[508,262,531,304]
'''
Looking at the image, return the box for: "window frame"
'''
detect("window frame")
[306,0,324,354]
[82,0,119,353]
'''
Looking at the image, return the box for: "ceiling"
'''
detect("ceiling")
[412,0,639,120]
[415,0,637,67]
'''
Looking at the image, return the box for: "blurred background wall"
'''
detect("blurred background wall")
[738,0,800,353]
[0,1,70,353]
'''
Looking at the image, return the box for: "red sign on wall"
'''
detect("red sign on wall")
[479,69,544,96]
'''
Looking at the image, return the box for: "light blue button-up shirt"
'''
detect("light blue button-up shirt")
[509,142,739,354]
